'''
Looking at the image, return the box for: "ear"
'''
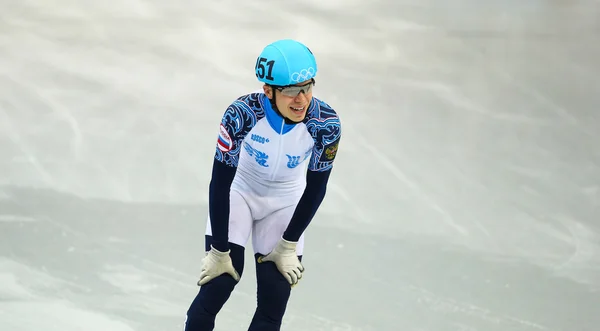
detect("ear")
[263,84,273,99]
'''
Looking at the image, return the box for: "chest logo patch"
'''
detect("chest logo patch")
[243,141,269,167]
[251,134,270,144]
[286,155,301,169]
[286,149,312,169]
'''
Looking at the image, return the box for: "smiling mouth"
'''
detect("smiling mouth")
[290,106,305,112]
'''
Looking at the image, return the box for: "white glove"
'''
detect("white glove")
[258,238,304,286]
[197,245,240,286]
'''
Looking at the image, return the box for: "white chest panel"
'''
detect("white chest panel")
[214,92,342,197]
[234,118,314,195]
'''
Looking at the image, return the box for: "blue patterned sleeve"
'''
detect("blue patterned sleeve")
[306,110,342,172]
[209,97,259,251]
[214,100,258,167]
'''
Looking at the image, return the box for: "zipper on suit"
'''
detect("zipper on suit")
[270,119,285,181]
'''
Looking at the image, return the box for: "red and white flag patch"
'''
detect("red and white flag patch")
[217,123,233,152]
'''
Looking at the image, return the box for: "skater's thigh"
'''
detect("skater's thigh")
[252,204,305,256]
[205,189,253,249]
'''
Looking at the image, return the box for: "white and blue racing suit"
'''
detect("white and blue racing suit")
[205,91,342,256]
[185,91,341,331]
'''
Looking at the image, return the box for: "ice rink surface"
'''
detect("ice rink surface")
[1,0,599,330]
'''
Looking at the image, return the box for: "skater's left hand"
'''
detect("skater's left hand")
[258,237,304,286]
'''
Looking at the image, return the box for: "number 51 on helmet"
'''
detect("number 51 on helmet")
[255,39,318,87]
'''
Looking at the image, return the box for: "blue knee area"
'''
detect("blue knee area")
[184,237,245,331]
[248,254,303,331]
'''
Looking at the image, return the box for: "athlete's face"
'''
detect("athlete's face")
[263,79,314,123]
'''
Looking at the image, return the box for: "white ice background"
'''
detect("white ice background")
[1,0,599,330]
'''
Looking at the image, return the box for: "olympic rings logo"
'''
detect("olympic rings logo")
[290,67,315,82]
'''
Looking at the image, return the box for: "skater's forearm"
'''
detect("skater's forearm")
[283,169,331,242]
[208,159,237,252]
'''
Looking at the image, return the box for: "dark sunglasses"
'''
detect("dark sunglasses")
[272,79,315,97]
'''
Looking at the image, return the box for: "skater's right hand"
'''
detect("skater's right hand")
[197,245,240,286]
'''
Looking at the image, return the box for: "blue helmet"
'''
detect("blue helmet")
[255,39,318,86]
